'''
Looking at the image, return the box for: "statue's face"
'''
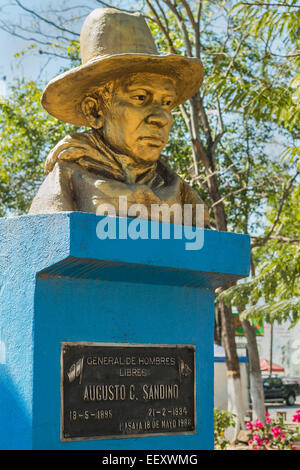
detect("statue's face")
[102,73,176,163]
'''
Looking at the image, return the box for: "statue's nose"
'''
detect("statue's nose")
[145,105,170,128]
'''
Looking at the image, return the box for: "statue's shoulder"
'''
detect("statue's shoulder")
[28,159,75,215]
[44,130,98,175]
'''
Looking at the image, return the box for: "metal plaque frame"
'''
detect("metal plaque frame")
[60,342,196,442]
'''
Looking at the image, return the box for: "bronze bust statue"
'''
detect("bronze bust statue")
[29,8,209,227]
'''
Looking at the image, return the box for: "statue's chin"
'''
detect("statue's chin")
[101,134,164,164]
[119,148,162,165]
[134,142,165,163]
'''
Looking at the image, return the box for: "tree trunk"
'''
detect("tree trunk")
[227,372,246,441]
[242,319,266,423]
[219,299,246,438]
[147,0,259,439]
[183,39,246,435]
[191,138,245,440]
[214,305,222,345]
[206,171,227,232]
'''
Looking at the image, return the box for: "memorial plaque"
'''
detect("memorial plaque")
[61,342,196,441]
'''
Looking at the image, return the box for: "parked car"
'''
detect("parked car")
[262,377,300,406]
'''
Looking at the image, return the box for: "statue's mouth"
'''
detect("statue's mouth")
[139,135,165,146]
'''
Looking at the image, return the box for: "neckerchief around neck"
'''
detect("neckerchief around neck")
[44,129,164,187]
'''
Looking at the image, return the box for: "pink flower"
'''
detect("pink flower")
[292,412,300,423]
[266,417,272,425]
[265,412,270,417]
[253,433,264,447]
[291,446,298,450]
[254,418,264,429]
[246,422,253,430]
[271,426,282,438]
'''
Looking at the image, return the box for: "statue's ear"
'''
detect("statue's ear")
[81,96,104,129]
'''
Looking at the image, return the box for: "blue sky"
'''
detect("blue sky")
[0,0,133,94]
[0,0,61,93]
[0,0,98,93]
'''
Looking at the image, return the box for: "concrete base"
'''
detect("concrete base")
[0,213,250,449]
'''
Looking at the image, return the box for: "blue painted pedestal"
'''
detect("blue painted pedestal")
[0,213,250,450]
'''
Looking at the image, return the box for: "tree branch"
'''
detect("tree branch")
[223,32,248,79]
[251,171,299,248]
[161,0,193,56]
[153,0,171,34]
[0,19,75,45]
[0,23,58,47]
[210,186,249,209]
[95,0,136,13]
[35,50,74,60]
[181,0,201,57]
[195,0,202,58]
[251,235,299,247]
[197,95,213,158]
[96,0,155,22]
[146,0,177,54]
[240,2,300,7]
[178,103,200,176]
[14,0,80,36]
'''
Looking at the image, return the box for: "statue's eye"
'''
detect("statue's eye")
[132,94,147,102]
[163,98,174,107]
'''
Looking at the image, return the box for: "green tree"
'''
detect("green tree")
[145,0,299,431]
[211,0,299,424]
[209,0,300,160]
[0,79,77,216]
[220,178,300,327]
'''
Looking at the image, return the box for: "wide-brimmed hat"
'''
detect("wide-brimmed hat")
[42,8,204,126]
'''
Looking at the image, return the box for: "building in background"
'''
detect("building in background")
[257,321,300,378]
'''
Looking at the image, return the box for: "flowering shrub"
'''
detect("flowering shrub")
[293,409,300,424]
[214,408,236,450]
[246,411,300,450]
